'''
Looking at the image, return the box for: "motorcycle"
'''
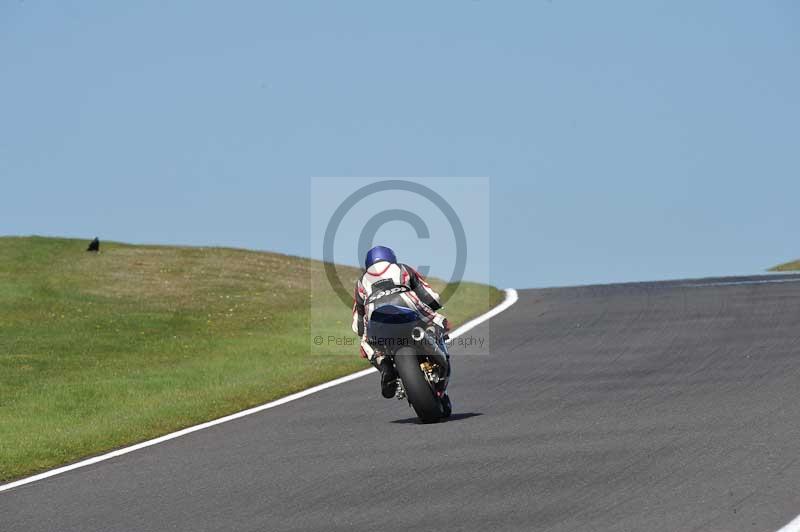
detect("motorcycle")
[368,304,452,423]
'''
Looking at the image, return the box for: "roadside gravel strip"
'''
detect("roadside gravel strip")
[3,276,800,531]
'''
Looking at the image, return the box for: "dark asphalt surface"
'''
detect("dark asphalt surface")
[3,274,800,531]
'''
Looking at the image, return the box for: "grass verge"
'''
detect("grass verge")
[0,236,502,481]
[770,259,800,272]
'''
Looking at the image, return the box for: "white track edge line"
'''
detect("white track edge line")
[777,514,800,532]
[449,288,518,338]
[0,288,518,493]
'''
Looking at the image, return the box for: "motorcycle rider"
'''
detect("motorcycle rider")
[352,245,450,398]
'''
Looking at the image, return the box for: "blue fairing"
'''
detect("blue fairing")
[370,304,419,324]
[368,304,419,343]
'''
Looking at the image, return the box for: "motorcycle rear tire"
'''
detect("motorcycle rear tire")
[394,347,444,423]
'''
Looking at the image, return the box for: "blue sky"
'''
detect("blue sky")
[2,1,798,288]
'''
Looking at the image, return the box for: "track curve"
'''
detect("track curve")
[3,274,800,531]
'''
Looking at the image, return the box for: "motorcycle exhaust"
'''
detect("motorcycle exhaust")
[411,326,449,375]
[411,325,437,341]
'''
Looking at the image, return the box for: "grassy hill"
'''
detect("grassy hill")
[770,259,800,272]
[0,236,502,481]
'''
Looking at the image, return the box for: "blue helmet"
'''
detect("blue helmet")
[365,245,396,269]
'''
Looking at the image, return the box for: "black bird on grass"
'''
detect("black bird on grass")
[87,237,100,252]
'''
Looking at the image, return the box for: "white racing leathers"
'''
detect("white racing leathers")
[352,261,447,363]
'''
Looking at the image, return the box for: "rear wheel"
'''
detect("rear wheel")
[394,347,443,423]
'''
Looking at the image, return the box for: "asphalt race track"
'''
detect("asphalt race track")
[3,274,800,532]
